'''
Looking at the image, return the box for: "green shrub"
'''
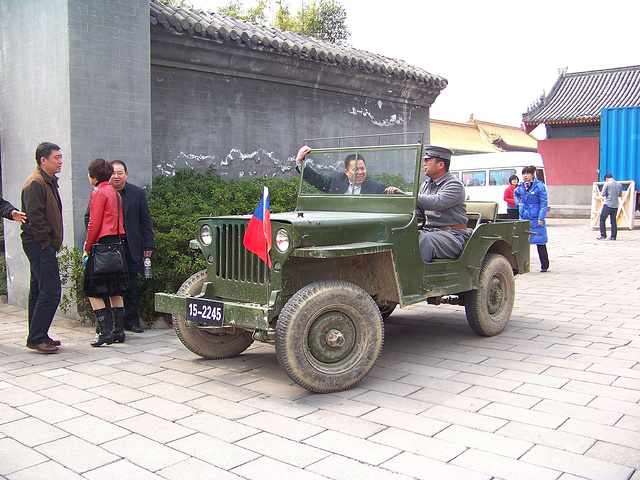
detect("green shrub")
[0,253,6,297]
[137,167,299,322]
[370,172,414,193]
[58,245,92,323]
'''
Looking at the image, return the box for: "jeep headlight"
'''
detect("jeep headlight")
[200,224,212,245]
[275,228,290,252]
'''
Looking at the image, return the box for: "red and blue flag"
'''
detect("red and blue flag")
[243,186,272,267]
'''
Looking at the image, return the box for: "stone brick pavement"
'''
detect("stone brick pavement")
[1,218,638,480]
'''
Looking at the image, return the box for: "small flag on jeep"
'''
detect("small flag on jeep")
[243,186,272,267]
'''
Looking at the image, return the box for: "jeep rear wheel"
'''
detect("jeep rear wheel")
[275,280,384,393]
[465,254,515,336]
[173,270,254,359]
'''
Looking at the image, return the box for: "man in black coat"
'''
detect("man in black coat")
[295,145,391,194]
[109,160,154,332]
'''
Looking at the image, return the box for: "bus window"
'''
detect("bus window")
[462,171,485,187]
[451,171,460,180]
[489,168,516,186]
[536,169,546,183]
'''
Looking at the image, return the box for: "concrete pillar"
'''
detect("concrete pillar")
[0,0,151,309]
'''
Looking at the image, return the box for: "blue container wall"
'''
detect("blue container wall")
[600,107,640,184]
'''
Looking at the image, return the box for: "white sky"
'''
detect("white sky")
[189,0,640,137]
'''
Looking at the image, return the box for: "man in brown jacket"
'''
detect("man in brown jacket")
[21,142,64,353]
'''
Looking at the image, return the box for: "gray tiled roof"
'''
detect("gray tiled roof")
[523,65,640,128]
[149,0,447,90]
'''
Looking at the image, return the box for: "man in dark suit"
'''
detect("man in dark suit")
[295,145,396,194]
[109,160,154,332]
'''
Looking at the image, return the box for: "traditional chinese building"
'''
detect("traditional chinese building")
[431,116,537,155]
[523,65,640,205]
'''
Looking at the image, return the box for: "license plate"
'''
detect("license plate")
[186,298,225,326]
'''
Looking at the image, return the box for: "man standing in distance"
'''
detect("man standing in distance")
[109,160,154,332]
[21,142,64,353]
[597,173,623,241]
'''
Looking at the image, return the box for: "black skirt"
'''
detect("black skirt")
[83,235,130,297]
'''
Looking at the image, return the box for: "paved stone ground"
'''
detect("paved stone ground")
[1,218,638,480]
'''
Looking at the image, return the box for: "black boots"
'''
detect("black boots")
[112,307,126,343]
[91,308,114,347]
[90,306,125,346]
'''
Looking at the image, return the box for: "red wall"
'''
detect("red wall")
[537,137,600,186]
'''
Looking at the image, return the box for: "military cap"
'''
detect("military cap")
[422,145,453,161]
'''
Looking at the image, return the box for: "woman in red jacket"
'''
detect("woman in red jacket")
[503,174,519,219]
[83,158,129,346]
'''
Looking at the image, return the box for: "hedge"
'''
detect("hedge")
[138,168,299,322]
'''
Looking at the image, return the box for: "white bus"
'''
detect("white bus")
[449,152,546,215]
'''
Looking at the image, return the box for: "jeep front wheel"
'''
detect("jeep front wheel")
[173,270,254,359]
[275,280,384,393]
[465,254,515,336]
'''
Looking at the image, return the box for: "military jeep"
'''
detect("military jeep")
[155,133,531,393]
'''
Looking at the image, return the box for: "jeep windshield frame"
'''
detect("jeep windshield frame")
[296,141,424,215]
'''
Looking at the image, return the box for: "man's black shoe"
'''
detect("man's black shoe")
[125,325,144,333]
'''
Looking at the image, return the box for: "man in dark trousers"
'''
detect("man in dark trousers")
[21,142,64,353]
[597,173,623,241]
[109,160,154,332]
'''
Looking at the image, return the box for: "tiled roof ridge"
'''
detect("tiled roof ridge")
[149,0,447,89]
[561,64,640,78]
[523,64,640,127]
[475,119,528,131]
[431,118,475,127]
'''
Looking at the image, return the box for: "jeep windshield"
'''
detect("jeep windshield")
[296,135,423,214]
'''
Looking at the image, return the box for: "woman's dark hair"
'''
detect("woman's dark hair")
[508,174,519,183]
[522,165,537,175]
[88,158,113,183]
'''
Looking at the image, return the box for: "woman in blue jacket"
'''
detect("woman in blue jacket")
[514,165,549,272]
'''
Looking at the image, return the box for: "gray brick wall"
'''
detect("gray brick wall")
[151,64,430,179]
[0,0,72,307]
[0,0,151,309]
[68,0,151,245]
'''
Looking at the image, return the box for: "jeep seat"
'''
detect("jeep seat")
[466,201,498,229]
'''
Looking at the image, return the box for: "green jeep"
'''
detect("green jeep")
[155,134,531,393]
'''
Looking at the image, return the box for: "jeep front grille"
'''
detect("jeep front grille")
[214,221,268,284]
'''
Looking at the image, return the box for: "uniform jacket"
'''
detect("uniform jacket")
[416,171,468,228]
[514,178,548,245]
[297,164,386,194]
[503,183,517,208]
[20,166,63,250]
[85,182,125,252]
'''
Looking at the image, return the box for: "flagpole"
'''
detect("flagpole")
[264,186,271,293]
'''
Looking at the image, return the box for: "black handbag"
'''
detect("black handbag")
[92,242,126,274]
[90,191,127,275]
